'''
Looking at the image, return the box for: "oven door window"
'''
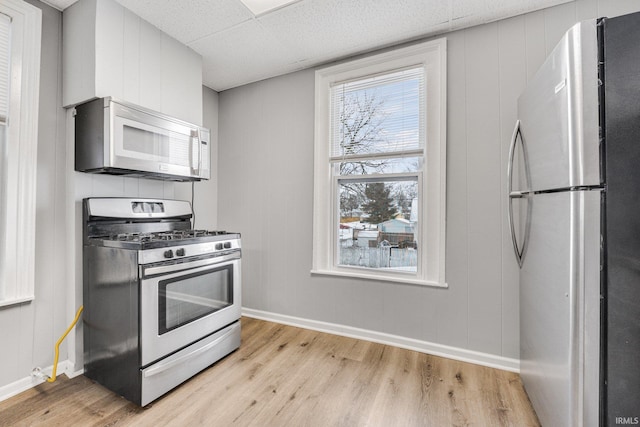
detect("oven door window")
[158,265,233,334]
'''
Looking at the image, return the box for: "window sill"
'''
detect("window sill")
[310,269,447,288]
[0,296,34,309]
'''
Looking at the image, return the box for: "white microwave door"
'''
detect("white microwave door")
[112,115,197,177]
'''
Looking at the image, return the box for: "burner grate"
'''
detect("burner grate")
[108,230,229,242]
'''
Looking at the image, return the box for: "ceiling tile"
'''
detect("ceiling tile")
[258,0,450,63]
[41,0,78,10]
[188,20,300,91]
[50,0,579,90]
[451,0,573,24]
[239,0,299,15]
[115,0,255,44]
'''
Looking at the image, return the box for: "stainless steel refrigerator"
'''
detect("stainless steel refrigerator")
[508,12,640,427]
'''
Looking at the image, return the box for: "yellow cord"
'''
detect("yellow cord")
[46,305,84,383]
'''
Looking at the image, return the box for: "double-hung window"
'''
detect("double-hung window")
[312,39,447,287]
[0,0,41,307]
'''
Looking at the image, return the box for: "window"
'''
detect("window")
[0,0,41,307]
[312,39,446,287]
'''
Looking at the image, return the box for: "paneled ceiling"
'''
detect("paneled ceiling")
[43,0,573,91]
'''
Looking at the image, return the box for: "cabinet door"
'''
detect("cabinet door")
[94,0,124,101]
[122,8,140,106]
[139,21,163,113]
[62,0,98,107]
[63,0,203,125]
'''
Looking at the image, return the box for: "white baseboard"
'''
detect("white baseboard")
[66,366,85,379]
[0,311,519,404]
[0,360,79,403]
[242,308,520,373]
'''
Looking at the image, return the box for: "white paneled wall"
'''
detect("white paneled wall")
[0,0,68,392]
[497,16,527,358]
[0,1,218,396]
[218,0,640,366]
[463,22,503,356]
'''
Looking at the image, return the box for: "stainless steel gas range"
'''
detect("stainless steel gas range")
[82,197,241,406]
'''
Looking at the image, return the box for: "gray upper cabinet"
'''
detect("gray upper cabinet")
[62,0,203,125]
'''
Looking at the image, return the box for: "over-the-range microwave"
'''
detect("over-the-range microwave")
[74,97,210,181]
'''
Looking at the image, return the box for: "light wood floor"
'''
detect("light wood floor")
[0,317,540,426]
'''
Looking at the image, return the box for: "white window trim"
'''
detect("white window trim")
[0,0,41,307]
[312,38,447,287]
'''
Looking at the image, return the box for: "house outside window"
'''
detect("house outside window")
[0,0,41,307]
[312,38,447,287]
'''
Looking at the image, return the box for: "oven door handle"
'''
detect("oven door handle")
[143,324,239,378]
[143,251,241,276]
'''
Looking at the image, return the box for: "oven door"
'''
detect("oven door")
[140,252,241,366]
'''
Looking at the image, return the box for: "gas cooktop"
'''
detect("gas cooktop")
[109,229,230,242]
[83,198,240,251]
[89,230,241,250]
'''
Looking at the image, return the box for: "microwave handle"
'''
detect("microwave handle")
[191,130,201,173]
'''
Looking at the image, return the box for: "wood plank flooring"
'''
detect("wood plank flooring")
[0,317,540,426]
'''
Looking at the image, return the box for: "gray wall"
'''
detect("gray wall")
[176,87,220,231]
[0,0,68,389]
[218,0,640,361]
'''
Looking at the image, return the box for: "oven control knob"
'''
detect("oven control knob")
[176,248,185,257]
[164,250,174,259]
[224,242,232,249]
[215,243,223,250]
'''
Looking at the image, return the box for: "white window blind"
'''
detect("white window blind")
[0,13,10,125]
[330,66,425,161]
[0,0,41,307]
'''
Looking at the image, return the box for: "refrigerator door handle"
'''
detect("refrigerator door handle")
[508,120,531,267]
[508,120,521,196]
[508,196,528,268]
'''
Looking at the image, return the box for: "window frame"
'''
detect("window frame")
[312,38,447,287]
[0,0,41,307]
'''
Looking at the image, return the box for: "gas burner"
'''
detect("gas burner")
[111,232,154,242]
[170,230,229,238]
[107,229,231,243]
[155,232,178,240]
